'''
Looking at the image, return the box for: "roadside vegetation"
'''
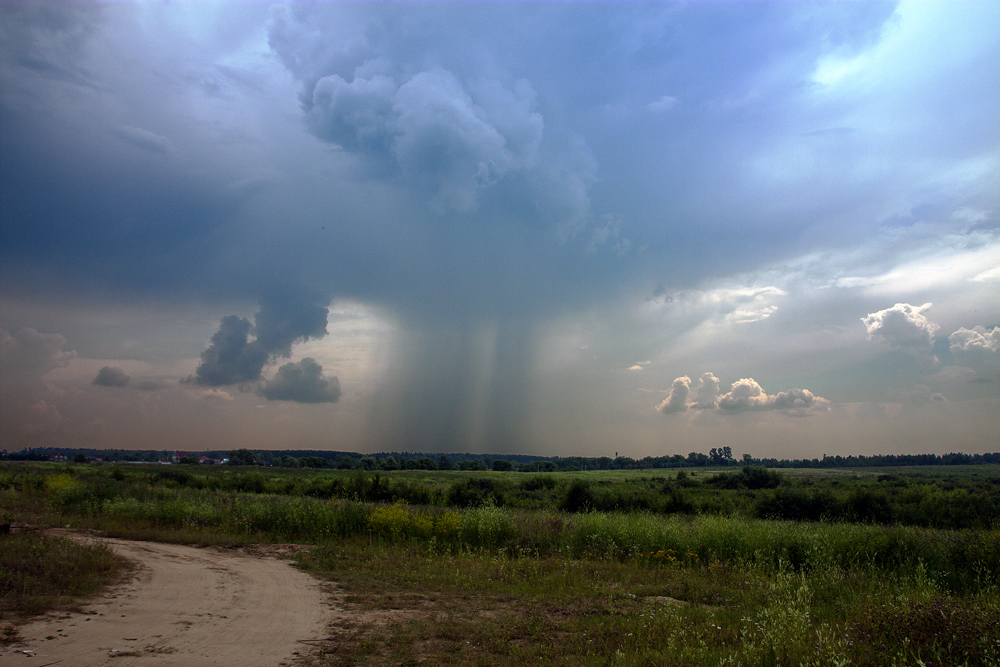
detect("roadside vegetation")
[0,529,129,645]
[1,461,999,665]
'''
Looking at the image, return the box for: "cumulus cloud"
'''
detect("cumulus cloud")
[658,372,828,415]
[93,366,130,387]
[193,315,269,386]
[861,302,939,348]
[304,66,544,213]
[949,325,1000,369]
[259,358,341,404]
[693,372,721,409]
[268,7,595,224]
[657,375,690,414]
[193,297,329,387]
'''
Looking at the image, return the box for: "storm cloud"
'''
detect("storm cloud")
[194,297,329,387]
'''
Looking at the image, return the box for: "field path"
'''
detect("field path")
[2,535,332,666]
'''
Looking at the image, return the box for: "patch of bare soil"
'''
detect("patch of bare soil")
[0,535,332,667]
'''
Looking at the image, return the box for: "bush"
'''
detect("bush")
[520,475,557,492]
[708,466,782,490]
[561,479,594,513]
[755,488,837,522]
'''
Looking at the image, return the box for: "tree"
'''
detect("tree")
[228,449,257,466]
[709,447,734,466]
[439,455,452,471]
[491,459,513,471]
[687,452,709,467]
[74,452,89,464]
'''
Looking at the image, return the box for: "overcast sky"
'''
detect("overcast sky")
[1,1,997,458]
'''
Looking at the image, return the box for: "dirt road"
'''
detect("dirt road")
[1,537,332,666]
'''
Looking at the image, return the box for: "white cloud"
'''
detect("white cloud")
[970,266,1000,282]
[643,285,786,325]
[197,388,233,401]
[861,302,938,348]
[718,378,827,413]
[656,375,690,414]
[693,372,721,410]
[658,372,828,416]
[833,243,1000,295]
[949,325,1000,370]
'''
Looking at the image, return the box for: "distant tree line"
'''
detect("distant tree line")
[3,446,999,471]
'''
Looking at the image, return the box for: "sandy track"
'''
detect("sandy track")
[2,537,331,667]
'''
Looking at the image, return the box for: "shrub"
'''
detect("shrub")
[561,479,594,513]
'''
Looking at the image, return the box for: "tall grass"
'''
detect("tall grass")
[40,488,997,593]
[0,533,129,619]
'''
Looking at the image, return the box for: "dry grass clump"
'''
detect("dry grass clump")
[0,532,130,621]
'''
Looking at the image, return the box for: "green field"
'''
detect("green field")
[2,461,999,665]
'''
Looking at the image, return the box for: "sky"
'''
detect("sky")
[1,1,998,459]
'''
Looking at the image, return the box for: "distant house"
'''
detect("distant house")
[50,454,67,462]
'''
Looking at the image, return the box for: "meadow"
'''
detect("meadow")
[1,461,998,665]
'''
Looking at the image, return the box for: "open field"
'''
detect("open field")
[2,461,999,665]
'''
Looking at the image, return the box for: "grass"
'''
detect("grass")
[0,531,131,643]
[293,539,1000,666]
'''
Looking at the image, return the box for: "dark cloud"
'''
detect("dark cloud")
[193,316,267,386]
[194,297,329,386]
[260,358,341,404]
[269,5,594,225]
[92,366,130,387]
[251,294,329,357]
